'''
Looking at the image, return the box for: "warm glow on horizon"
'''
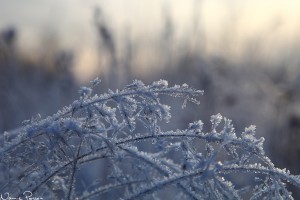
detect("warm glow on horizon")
[201,0,300,63]
[1,0,300,81]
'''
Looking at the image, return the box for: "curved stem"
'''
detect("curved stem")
[124,169,203,200]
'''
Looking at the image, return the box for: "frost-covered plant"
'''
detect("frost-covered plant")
[0,79,300,199]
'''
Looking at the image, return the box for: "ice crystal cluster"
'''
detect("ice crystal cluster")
[0,79,300,199]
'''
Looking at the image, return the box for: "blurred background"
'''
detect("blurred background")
[1,0,300,197]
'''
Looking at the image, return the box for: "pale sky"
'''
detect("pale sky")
[1,0,300,81]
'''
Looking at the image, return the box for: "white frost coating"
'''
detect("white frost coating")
[0,80,299,200]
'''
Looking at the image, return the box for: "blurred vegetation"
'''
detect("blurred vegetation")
[1,4,300,198]
[0,27,78,133]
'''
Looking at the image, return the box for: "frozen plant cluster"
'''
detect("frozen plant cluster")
[0,79,300,199]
